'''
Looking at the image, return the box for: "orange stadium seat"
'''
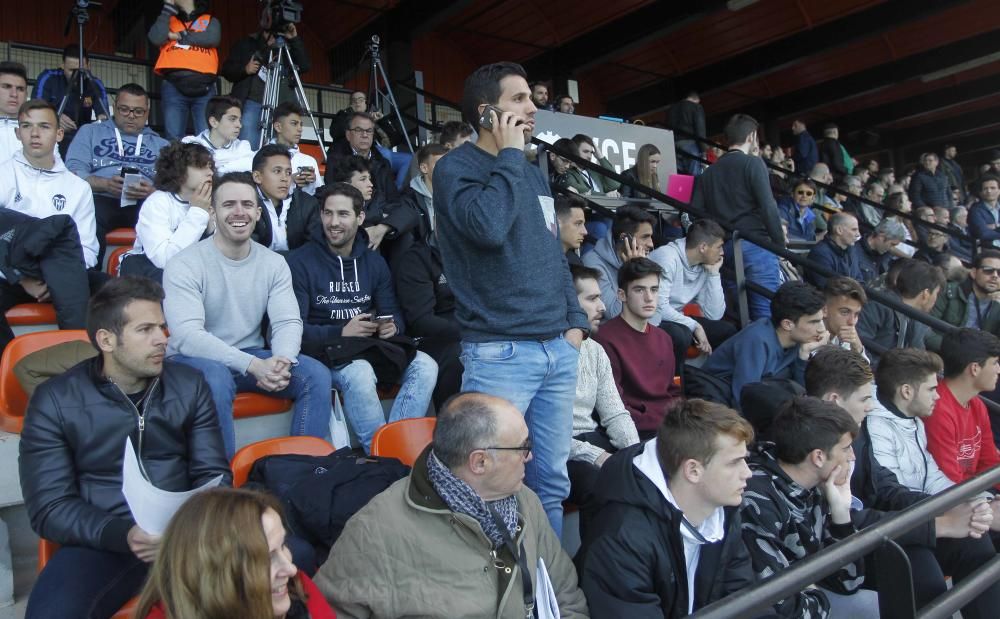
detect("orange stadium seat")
[683,303,704,358]
[104,228,136,246]
[0,330,89,433]
[232,393,294,419]
[37,539,136,619]
[370,417,436,466]
[5,303,57,326]
[106,246,130,277]
[298,142,327,176]
[231,435,335,487]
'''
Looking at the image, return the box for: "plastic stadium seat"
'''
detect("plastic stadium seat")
[232,393,293,419]
[370,417,436,466]
[0,330,89,433]
[683,303,704,359]
[106,246,130,277]
[104,228,136,246]
[230,435,335,487]
[37,539,136,618]
[666,174,695,204]
[5,303,57,326]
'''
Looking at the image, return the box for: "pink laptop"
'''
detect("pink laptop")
[666,174,695,203]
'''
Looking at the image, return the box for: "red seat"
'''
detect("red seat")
[230,436,334,487]
[105,228,136,246]
[298,142,327,176]
[370,417,436,466]
[106,246,130,277]
[232,393,293,419]
[5,303,57,326]
[683,303,705,358]
[37,539,136,618]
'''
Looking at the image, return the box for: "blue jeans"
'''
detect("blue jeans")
[160,80,213,140]
[27,546,147,619]
[460,335,579,537]
[331,351,438,453]
[170,348,333,458]
[240,99,263,148]
[725,239,781,321]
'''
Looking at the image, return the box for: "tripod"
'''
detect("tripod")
[257,35,326,158]
[58,0,109,135]
[362,35,413,154]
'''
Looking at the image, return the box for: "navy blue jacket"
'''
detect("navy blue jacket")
[806,237,862,288]
[792,131,818,176]
[908,168,951,208]
[969,200,1000,246]
[852,235,893,284]
[777,198,816,242]
[32,68,109,126]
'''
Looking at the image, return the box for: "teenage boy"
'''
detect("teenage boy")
[823,277,867,355]
[556,193,587,266]
[0,61,28,162]
[271,101,323,195]
[593,257,681,438]
[286,183,437,452]
[391,142,448,266]
[182,95,255,174]
[583,205,657,321]
[250,144,319,252]
[577,399,755,617]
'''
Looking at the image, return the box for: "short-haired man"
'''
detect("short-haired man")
[530,80,551,110]
[692,113,785,320]
[163,172,332,457]
[434,62,589,535]
[649,218,736,364]
[327,154,417,253]
[791,119,818,178]
[250,143,319,252]
[583,204,656,321]
[67,83,167,261]
[323,111,399,207]
[968,175,1000,249]
[19,276,230,616]
[556,193,587,265]
[271,101,324,195]
[818,122,850,178]
[0,61,28,162]
[594,257,681,437]
[806,212,862,288]
[287,183,437,452]
[555,94,575,114]
[857,258,945,365]
[740,396,864,618]
[698,281,828,408]
[316,392,589,618]
[393,142,448,265]
[181,94,254,174]
[669,91,707,176]
[438,120,474,149]
[569,133,621,197]
[928,249,1000,350]
[32,45,109,157]
[823,277,868,355]
[853,218,904,284]
[578,399,754,616]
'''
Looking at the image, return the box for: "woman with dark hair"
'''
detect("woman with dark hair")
[119,141,216,282]
[620,143,662,199]
[135,488,335,619]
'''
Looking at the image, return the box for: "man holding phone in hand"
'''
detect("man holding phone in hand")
[433,62,591,535]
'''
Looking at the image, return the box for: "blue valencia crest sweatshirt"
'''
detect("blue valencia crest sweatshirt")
[285,227,405,342]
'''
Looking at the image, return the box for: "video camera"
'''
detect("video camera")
[260,0,302,33]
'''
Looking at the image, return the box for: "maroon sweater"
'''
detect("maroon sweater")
[593,316,681,432]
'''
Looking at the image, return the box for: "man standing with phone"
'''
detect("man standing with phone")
[433,62,590,535]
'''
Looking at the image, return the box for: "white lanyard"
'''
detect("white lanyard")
[113,126,143,161]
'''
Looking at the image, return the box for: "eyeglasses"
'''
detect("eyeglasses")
[349,127,375,135]
[795,190,815,197]
[481,438,533,455]
[115,105,147,118]
[979,267,1000,276]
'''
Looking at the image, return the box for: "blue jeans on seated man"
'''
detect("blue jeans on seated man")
[170,347,333,458]
[460,335,580,537]
[331,350,438,453]
[26,546,148,619]
[160,80,214,141]
[724,239,781,321]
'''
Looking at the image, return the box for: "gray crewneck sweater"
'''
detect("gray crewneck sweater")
[164,238,303,373]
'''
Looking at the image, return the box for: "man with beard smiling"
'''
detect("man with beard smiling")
[163,172,332,458]
[19,276,230,617]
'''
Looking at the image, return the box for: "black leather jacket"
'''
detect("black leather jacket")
[19,357,231,553]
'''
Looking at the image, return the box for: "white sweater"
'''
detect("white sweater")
[182,131,255,174]
[0,151,98,268]
[647,238,725,332]
[130,190,211,268]
[571,338,640,463]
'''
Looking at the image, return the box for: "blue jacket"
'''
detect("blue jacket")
[852,235,893,284]
[65,120,168,188]
[908,168,951,208]
[806,237,862,288]
[777,198,816,242]
[32,68,109,125]
[792,131,818,175]
[702,318,806,406]
[432,142,588,342]
[968,200,1000,247]
[285,227,404,341]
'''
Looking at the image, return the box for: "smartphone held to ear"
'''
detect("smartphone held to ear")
[478,105,524,131]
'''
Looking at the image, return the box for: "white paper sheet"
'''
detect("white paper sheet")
[536,556,561,619]
[121,437,223,535]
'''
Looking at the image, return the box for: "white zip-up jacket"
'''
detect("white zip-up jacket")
[182,130,254,175]
[130,190,211,269]
[0,151,98,268]
[865,401,954,495]
[0,117,20,164]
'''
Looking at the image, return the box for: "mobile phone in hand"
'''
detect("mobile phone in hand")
[374,315,394,324]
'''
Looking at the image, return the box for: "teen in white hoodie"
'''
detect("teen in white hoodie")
[0,62,28,163]
[182,95,254,174]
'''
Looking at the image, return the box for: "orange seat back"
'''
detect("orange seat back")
[232,392,294,419]
[106,246,130,277]
[370,417,436,466]
[0,330,90,433]
[105,227,136,246]
[5,303,58,326]
[230,435,334,487]
[683,303,703,318]
[298,142,327,176]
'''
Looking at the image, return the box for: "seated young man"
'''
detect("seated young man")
[164,172,332,458]
[577,399,755,617]
[0,61,28,163]
[250,143,319,252]
[740,396,865,618]
[593,257,680,438]
[806,346,1000,618]
[928,249,1000,350]
[566,264,640,527]
[120,141,215,282]
[556,193,587,266]
[19,276,230,617]
[823,276,867,356]
[582,205,656,322]
[270,101,324,195]
[326,155,417,253]
[698,281,827,410]
[648,218,735,365]
[181,95,254,174]
[390,142,447,268]
[286,183,437,453]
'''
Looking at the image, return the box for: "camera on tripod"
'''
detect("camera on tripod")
[260,0,302,32]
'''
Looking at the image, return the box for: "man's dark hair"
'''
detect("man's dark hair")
[823,276,867,305]
[438,120,474,146]
[893,259,945,299]
[0,61,27,83]
[723,113,759,147]
[86,276,165,349]
[549,138,577,161]
[979,175,1000,193]
[116,83,149,101]
[939,328,1000,380]
[251,143,291,172]
[555,194,586,220]
[212,171,257,206]
[571,133,596,151]
[62,45,88,61]
[657,399,753,476]
[461,62,528,126]
[316,182,364,216]
[555,94,573,106]
[770,281,826,327]
[433,392,500,468]
[570,263,602,285]
[272,101,304,122]
[17,99,58,121]
[611,205,656,243]
[876,348,943,401]
[154,142,215,193]
[417,143,448,167]
[617,257,663,291]
[770,396,858,465]
[974,249,1000,269]
[205,95,241,124]
[805,346,873,399]
[327,155,370,184]
[686,219,725,247]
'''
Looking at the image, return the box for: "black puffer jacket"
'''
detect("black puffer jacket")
[19,357,231,553]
